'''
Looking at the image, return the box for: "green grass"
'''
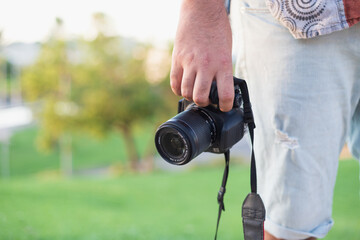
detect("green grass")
[4,126,154,176]
[0,166,248,240]
[0,160,359,240]
[1,128,360,239]
[327,159,360,239]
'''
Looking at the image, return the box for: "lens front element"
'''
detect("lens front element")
[161,131,186,159]
[156,126,191,165]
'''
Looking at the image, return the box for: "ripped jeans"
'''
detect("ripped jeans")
[231,0,360,239]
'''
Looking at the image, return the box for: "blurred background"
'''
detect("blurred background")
[0,1,359,239]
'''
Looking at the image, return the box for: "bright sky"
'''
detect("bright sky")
[0,0,182,45]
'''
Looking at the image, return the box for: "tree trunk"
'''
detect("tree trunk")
[142,145,155,172]
[121,126,140,171]
[59,134,72,177]
[1,137,10,178]
[142,126,159,172]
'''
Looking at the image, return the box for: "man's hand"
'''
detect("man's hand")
[170,0,234,112]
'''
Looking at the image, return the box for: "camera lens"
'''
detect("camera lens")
[156,127,191,164]
[163,133,184,157]
[155,107,216,165]
[161,130,187,159]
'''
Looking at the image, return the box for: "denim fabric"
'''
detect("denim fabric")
[230,0,360,239]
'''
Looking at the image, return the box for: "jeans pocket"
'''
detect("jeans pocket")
[241,6,270,14]
[240,0,270,13]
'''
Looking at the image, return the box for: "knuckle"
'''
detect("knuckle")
[172,88,180,95]
[182,52,212,70]
[172,48,182,60]
[193,94,208,106]
[220,106,232,112]
[172,88,181,96]
[198,54,211,69]
[181,84,193,100]
[217,50,232,65]
[181,77,194,91]
[219,97,234,112]
[220,56,232,66]
[183,53,195,66]
[182,91,192,100]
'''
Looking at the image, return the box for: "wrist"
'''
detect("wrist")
[180,0,228,26]
[181,0,226,13]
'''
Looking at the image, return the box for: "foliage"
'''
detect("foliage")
[22,19,74,151]
[73,35,161,136]
[21,15,173,171]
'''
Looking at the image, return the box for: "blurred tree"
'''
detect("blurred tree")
[22,14,173,172]
[22,18,74,176]
[73,13,169,171]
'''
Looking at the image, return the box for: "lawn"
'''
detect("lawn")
[5,126,154,176]
[0,160,359,240]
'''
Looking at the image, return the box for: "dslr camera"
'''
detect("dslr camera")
[155,77,249,165]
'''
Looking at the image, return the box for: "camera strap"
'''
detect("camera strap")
[241,123,266,240]
[214,150,230,240]
[214,78,265,240]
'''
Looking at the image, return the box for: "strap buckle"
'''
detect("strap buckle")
[217,187,226,210]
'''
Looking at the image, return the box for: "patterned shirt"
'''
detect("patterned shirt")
[265,0,360,38]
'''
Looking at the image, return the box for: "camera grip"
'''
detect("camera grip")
[242,193,266,240]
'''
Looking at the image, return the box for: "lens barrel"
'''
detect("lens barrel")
[155,107,216,165]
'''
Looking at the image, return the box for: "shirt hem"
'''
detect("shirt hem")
[290,21,350,39]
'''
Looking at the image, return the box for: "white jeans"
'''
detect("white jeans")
[231,0,360,239]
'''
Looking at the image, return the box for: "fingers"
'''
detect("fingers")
[192,71,212,107]
[216,71,234,112]
[170,58,234,112]
[170,61,183,96]
[181,68,196,101]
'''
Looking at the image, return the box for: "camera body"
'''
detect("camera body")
[178,98,244,154]
[155,78,246,165]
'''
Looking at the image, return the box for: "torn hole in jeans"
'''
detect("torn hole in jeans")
[275,129,300,149]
